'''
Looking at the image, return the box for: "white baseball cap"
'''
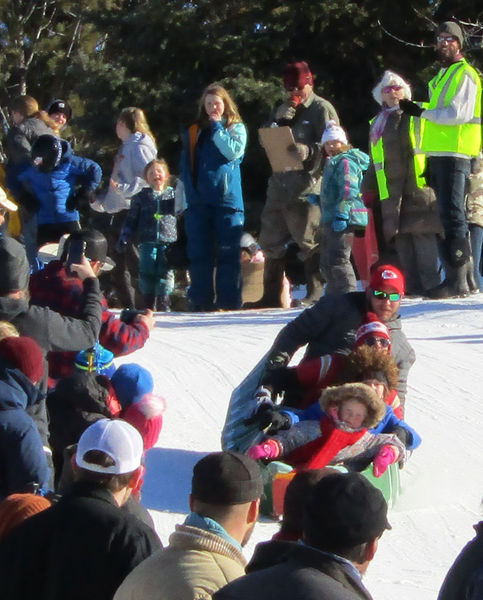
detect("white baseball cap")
[76,419,143,474]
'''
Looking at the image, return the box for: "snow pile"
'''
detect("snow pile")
[120,296,483,600]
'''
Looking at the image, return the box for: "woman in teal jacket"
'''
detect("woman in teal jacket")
[180,84,247,311]
[320,121,369,294]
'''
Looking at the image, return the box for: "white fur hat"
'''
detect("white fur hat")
[372,70,412,106]
[321,120,348,145]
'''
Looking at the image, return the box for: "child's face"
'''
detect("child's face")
[204,94,224,121]
[363,378,386,400]
[338,398,368,429]
[324,140,344,156]
[146,163,168,191]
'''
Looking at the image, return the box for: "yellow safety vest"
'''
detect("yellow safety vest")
[420,59,482,157]
[369,116,426,201]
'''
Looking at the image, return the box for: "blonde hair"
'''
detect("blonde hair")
[118,107,156,144]
[0,321,19,341]
[144,158,170,189]
[198,84,243,127]
[10,96,56,129]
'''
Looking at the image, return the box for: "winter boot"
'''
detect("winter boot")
[243,257,285,309]
[466,255,479,293]
[426,237,471,298]
[292,252,324,307]
[157,295,171,312]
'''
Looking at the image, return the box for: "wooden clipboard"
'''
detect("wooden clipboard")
[258,126,304,173]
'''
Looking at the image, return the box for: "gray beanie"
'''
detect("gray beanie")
[0,237,30,294]
[436,21,464,48]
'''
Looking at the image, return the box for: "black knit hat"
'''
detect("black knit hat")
[304,472,391,550]
[0,236,30,294]
[47,99,72,121]
[192,451,263,505]
[436,21,464,47]
[67,229,115,268]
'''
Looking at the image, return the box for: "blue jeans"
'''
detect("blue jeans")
[428,156,470,241]
[469,224,483,291]
[184,204,244,310]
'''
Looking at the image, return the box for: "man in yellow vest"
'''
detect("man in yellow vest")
[400,21,482,297]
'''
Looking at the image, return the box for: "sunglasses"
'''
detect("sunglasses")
[382,85,403,93]
[436,35,458,43]
[372,290,401,302]
[364,336,391,349]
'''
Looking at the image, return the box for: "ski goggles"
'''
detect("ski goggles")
[382,85,403,93]
[364,336,391,349]
[372,290,401,302]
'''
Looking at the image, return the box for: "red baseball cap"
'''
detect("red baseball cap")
[369,265,405,295]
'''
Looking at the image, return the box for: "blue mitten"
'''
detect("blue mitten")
[332,214,348,232]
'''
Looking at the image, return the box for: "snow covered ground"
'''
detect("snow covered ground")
[118,295,483,600]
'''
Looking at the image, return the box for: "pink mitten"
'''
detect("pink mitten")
[247,439,281,461]
[373,445,399,477]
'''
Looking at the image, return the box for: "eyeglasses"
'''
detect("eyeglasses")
[364,336,391,349]
[372,290,401,302]
[382,85,403,93]
[436,35,458,43]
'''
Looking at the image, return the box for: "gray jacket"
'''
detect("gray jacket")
[6,118,54,166]
[267,291,415,403]
[103,132,157,213]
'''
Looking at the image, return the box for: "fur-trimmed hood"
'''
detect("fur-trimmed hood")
[320,382,386,429]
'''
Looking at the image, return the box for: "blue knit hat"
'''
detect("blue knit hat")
[74,343,116,378]
[110,363,154,409]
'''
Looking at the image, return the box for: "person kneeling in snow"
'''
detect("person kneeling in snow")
[248,382,406,477]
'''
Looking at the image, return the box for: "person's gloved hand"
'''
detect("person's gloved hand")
[399,99,424,118]
[393,426,411,448]
[275,103,296,122]
[247,439,281,461]
[373,445,399,477]
[288,143,310,162]
[245,408,291,434]
[66,188,96,212]
[115,237,128,254]
[332,213,349,232]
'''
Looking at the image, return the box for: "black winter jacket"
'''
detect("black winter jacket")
[214,540,373,600]
[267,291,415,404]
[0,481,161,600]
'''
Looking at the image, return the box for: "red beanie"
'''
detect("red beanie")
[0,493,51,540]
[0,336,45,384]
[355,312,391,348]
[283,61,313,91]
[122,393,166,451]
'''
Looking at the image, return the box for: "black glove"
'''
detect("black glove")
[66,188,95,212]
[244,405,291,434]
[115,238,128,254]
[399,99,424,118]
[261,366,299,395]
[393,426,411,448]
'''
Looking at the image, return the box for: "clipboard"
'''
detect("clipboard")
[258,126,304,173]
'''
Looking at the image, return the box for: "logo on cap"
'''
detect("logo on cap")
[381,269,398,280]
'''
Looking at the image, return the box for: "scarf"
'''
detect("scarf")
[370,105,400,144]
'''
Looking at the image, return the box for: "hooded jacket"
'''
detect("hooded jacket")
[321,149,370,225]
[0,362,50,498]
[18,140,101,225]
[213,539,373,600]
[102,132,157,213]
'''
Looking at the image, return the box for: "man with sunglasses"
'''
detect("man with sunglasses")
[246,61,339,309]
[262,264,415,406]
[399,21,482,297]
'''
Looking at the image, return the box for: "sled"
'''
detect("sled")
[260,460,400,518]
[221,353,270,453]
[352,207,379,287]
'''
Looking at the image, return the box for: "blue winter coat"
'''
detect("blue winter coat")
[282,403,421,451]
[320,148,370,225]
[180,120,246,212]
[0,363,50,498]
[18,140,102,225]
[121,186,176,245]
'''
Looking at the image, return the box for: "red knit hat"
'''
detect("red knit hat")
[0,493,51,540]
[283,61,313,90]
[369,264,405,295]
[0,336,45,384]
[355,313,391,349]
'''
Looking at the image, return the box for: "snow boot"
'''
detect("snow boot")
[244,257,285,309]
[294,252,324,307]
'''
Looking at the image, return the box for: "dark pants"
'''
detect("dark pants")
[469,224,483,291]
[428,156,470,241]
[321,224,357,295]
[184,204,244,310]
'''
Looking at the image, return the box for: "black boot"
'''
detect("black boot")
[243,257,285,308]
[466,255,479,293]
[426,237,471,299]
[293,252,324,307]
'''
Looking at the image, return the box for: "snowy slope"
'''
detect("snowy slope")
[119,296,483,600]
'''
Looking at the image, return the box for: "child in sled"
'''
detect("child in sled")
[247,382,406,476]
[118,159,177,311]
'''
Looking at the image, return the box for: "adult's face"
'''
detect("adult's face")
[288,83,313,104]
[368,288,401,323]
[435,33,461,65]
[381,85,406,108]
